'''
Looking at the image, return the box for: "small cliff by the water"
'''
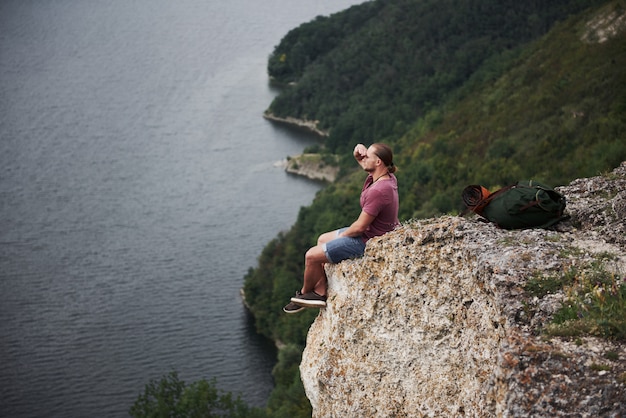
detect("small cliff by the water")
[263,112,329,137]
[300,162,626,417]
[280,153,340,183]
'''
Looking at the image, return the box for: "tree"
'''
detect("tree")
[129,371,267,418]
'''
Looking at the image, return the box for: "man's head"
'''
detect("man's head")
[365,143,396,174]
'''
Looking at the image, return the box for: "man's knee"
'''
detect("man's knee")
[317,230,337,246]
[306,245,328,264]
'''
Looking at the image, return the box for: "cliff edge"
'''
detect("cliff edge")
[300,162,626,417]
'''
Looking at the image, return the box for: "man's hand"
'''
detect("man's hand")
[354,143,368,161]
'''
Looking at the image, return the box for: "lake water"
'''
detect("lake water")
[0,1,362,416]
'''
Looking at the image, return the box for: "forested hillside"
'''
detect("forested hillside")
[244,0,626,416]
[267,0,610,153]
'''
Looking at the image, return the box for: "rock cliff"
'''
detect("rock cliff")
[300,162,626,417]
[263,112,329,137]
[283,153,340,183]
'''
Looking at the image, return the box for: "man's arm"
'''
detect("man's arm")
[339,210,375,237]
[354,143,368,169]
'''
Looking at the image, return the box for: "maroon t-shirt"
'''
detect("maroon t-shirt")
[360,173,400,241]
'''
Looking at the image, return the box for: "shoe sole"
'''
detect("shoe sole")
[283,307,305,314]
[290,297,327,308]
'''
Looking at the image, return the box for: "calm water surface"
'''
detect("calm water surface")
[0,1,363,416]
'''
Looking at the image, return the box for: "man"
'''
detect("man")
[283,143,400,313]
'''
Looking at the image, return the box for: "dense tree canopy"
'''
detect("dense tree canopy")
[267,0,609,154]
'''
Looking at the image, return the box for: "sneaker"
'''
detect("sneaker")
[291,291,327,308]
[283,301,305,314]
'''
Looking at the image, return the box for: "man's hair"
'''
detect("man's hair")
[372,143,396,173]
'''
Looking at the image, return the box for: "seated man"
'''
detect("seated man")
[283,142,400,313]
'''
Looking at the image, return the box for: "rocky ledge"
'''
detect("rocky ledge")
[263,112,329,137]
[300,162,626,417]
[280,153,340,183]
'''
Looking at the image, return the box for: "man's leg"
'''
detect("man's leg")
[302,244,330,296]
[317,230,337,246]
[283,229,341,313]
[303,228,342,295]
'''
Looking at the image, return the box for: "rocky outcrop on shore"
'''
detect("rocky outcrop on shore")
[263,112,329,137]
[300,162,626,417]
[279,153,340,183]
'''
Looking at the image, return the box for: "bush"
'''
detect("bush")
[129,371,267,418]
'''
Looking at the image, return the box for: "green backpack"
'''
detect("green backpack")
[461,180,569,230]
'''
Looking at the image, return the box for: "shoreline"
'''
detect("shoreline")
[240,288,287,350]
[263,112,329,137]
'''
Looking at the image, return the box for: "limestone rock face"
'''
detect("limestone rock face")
[285,153,340,183]
[300,162,626,417]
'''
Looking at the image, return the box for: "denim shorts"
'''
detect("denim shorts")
[322,227,366,264]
